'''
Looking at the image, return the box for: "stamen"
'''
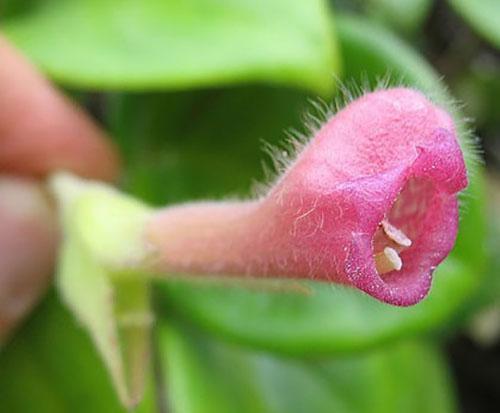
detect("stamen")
[381,220,412,247]
[375,247,403,275]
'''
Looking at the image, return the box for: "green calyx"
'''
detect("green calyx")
[49,172,155,408]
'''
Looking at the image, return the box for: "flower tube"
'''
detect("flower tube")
[147,88,468,306]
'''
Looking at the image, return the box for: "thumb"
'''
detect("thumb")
[0,35,121,342]
[0,177,57,343]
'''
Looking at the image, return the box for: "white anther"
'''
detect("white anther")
[375,247,403,275]
[381,220,412,248]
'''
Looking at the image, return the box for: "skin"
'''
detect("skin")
[0,36,120,342]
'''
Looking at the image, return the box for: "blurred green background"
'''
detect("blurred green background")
[1,0,499,412]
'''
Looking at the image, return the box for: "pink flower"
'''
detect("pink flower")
[146,88,467,306]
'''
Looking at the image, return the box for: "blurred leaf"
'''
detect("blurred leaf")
[50,174,155,408]
[0,291,156,413]
[453,60,500,129]
[108,87,311,205]
[0,0,40,18]
[448,0,500,48]
[336,15,454,110]
[108,15,486,354]
[469,173,500,309]
[365,0,432,34]
[2,0,339,94]
[159,320,457,413]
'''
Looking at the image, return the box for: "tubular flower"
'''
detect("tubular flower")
[146,88,468,306]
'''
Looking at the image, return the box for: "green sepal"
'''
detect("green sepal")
[49,172,154,408]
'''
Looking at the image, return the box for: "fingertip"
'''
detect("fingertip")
[0,35,121,182]
[0,176,58,342]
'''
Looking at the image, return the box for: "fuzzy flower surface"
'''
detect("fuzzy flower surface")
[147,88,468,306]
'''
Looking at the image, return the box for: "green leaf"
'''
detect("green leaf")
[107,87,311,205]
[159,320,457,413]
[156,258,480,355]
[0,0,39,18]
[49,173,155,408]
[364,0,432,34]
[335,14,457,112]
[453,54,500,128]
[2,0,340,94]
[448,0,500,47]
[0,291,156,413]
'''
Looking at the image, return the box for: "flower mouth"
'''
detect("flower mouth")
[342,130,466,306]
[379,176,452,303]
[374,176,435,277]
[345,174,460,306]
